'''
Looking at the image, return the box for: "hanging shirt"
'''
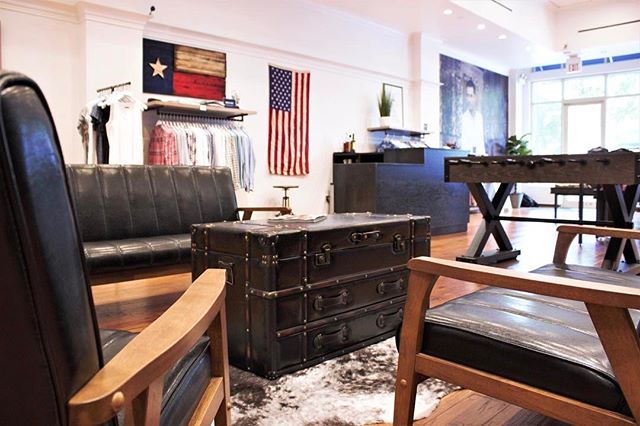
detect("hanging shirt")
[106,101,145,165]
[148,124,178,165]
[91,104,110,164]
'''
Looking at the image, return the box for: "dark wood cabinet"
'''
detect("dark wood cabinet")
[332,152,384,164]
[333,148,469,235]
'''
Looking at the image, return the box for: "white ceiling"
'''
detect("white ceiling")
[548,0,594,7]
[308,0,640,69]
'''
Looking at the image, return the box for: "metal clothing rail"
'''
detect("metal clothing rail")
[146,100,255,121]
[96,81,131,94]
[156,111,245,123]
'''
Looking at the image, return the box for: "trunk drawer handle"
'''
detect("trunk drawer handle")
[349,230,382,244]
[376,278,405,295]
[217,260,234,286]
[313,324,350,349]
[313,289,350,312]
[376,308,404,329]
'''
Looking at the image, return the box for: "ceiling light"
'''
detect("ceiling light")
[477,23,486,30]
[498,34,507,40]
[443,8,453,15]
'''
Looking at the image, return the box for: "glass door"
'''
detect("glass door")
[564,102,604,154]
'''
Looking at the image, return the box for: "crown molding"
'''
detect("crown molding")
[0,0,149,30]
[75,1,148,31]
[0,0,77,23]
[144,22,414,84]
[295,0,410,40]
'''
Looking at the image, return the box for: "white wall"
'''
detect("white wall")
[0,1,84,162]
[0,0,419,214]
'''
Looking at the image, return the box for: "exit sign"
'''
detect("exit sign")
[566,54,582,73]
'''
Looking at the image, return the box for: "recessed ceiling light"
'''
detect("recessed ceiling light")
[477,23,486,30]
[498,34,507,40]
[443,8,453,15]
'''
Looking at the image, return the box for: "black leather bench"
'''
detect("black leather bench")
[66,165,288,284]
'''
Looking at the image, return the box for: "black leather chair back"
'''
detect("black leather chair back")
[66,165,239,241]
[0,72,102,424]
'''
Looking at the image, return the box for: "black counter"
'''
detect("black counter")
[333,148,469,235]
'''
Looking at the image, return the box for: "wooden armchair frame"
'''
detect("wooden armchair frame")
[238,206,291,221]
[394,225,640,425]
[69,269,231,425]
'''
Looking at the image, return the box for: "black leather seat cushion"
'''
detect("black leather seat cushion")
[100,330,212,425]
[66,165,238,274]
[412,263,640,415]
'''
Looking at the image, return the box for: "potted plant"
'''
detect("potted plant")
[506,133,532,209]
[377,86,393,127]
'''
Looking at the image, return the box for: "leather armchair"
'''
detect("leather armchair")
[394,225,640,425]
[0,71,230,425]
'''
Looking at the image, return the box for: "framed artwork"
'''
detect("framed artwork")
[143,38,226,100]
[383,83,404,127]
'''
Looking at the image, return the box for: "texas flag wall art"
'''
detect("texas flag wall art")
[143,38,226,100]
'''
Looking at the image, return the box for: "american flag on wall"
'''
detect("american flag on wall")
[268,65,310,175]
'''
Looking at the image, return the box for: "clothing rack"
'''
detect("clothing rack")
[96,81,131,94]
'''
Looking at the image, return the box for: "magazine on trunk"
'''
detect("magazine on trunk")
[267,214,327,223]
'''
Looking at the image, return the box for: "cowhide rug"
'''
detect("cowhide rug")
[230,337,458,425]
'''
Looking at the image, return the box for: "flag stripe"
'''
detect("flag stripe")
[290,72,298,175]
[268,107,275,174]
[296,73,301,175]
[303,72,309,174]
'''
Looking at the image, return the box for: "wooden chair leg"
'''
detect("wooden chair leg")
[394,271,438,425]
[586,304,640,422]
[211,305,231,426]
[188,306,231,426]
[126,375,164,426]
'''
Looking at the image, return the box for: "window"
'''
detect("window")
[564,75,605,99]
[529,70,640,154]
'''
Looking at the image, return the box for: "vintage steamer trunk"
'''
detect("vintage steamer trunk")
[192,213,429,378]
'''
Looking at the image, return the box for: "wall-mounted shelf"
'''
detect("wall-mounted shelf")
[146,100,256,120]
[367,126,430,137]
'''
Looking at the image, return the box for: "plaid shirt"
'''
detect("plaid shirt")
[148,124,178,165]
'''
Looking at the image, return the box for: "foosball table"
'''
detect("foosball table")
[445,151,640,268]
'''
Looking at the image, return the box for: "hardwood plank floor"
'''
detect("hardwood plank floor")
[92,207,618,424]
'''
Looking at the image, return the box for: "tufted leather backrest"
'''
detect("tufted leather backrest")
[65,165,239,241]
[0,72,102,424]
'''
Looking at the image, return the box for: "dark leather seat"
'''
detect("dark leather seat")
[65,164,239,274]
[99,330,213,425]
[416,263,640,415]
[0,71,229,425]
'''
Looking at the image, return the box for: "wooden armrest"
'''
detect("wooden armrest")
[408,256,640,309]
[68,269,226,424]
[557,225,640,240]
[553,225,640,266]
[236,206,292,220]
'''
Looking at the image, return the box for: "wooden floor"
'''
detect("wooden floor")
[93,207,615,425]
